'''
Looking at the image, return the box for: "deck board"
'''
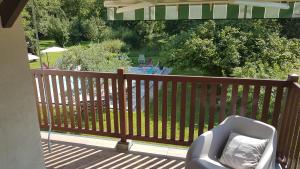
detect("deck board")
[42,139,186,169]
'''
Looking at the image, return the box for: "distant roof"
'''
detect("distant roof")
[41,47,68,54]
[104,0,300,20]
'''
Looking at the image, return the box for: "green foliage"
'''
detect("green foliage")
[233,36,300,79]
[134,21,167,49]
[113,27,141,49]
[163,20,300,79]
[57,40,131,72]
[22,0,107,46]
[81,17,108,42]
[280,19,300,39]
[21,8,34,42]
[22,0,65,52]
[47,16,70,47]
[22,1,300,79]
[68,17,83,44]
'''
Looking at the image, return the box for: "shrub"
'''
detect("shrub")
[57,39,131,72]
[56,45,85,70]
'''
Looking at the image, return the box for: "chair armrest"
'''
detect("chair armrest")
[256,132,277,169]
[186,158,207,169]
[186,124,230,163]
[186,131,213,162]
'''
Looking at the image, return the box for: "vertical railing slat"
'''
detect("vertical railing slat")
[198,83,207,136]
[88,77,96,131]
[81,76,89,130]
[59,75,68,128]
[127,79,133,136]
[261,86,272,122]
[51,75,61,128]
[112,77,119,134]
[208,84,217,130]
[188,82,196,142]
[44,75,54,127]
[96,78,103,132]
[219,83,228,123]
[171,81,177,141]
[162,80,168,139]
[179,82,187,141]
[272,87,283,127]
[153,80,159,138]
[240,85,249,116]
[230,84,238,115]
[104,78,111,132]
[32,74,42,127]
[37,74,48,126]
[73,76,82,129]
[66,75,75,129]
[144,79,150,137]
[251,85,260,119]
[136,79,142,136]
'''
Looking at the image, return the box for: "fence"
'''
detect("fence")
[32,69,300,169]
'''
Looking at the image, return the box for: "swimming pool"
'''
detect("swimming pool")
[128,67,163,75]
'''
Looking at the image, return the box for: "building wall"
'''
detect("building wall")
[0,19,45,169]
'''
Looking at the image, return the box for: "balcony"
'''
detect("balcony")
[32,69,300,169]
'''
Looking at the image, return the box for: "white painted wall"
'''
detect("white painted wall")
[0,19,45,169]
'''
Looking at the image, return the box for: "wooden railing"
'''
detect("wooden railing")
[32,69,300,169]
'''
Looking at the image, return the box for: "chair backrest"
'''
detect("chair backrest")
[225,116,276,140]
[221,116,277,169]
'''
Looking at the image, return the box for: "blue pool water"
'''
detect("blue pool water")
[128,67,162,75]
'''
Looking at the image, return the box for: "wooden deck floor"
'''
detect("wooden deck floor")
[42,140,186,169]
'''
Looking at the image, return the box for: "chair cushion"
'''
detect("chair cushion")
[219,132,268,169]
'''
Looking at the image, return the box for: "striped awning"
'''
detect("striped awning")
[106,2,300,20]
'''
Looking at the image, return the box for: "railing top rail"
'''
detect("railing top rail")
[125,73,289,87]
[31,69,292,87]
[291,82,300,91]
[32,69,118,78]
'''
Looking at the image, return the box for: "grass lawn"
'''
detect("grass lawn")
[30,40,61,69]
[30,52,63,69]
[39,39,56,50]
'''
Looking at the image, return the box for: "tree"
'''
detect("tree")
[82,17,111,42]
[163,20,300,79]
[47,16,70,47]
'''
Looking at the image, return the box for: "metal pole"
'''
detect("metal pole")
[31,0,52,153]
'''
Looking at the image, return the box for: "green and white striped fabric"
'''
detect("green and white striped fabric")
[107,2,300,20]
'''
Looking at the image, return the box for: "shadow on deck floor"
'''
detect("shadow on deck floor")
[42,139,186,169]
